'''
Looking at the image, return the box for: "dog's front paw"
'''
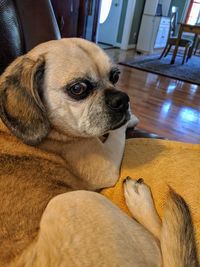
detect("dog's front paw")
[124,177,154,218]
[126,114,139,129]
[123,177,161,238]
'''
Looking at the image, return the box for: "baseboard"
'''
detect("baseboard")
[114,42,136,50]
[127,44,136,50]
[115,42,121,48]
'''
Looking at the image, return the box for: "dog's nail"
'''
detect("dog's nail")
[136,178,144,184]
[123,176,131,184]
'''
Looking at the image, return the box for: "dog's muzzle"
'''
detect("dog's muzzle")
[105,88,129,113]
[104,88,130,130]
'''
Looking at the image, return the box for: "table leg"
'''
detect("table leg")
[170,26,183,64]
[187,33,198,61]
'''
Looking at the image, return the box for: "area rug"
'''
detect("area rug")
[119,54,200,85]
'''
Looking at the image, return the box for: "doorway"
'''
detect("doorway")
[97,0,123,47]
[85,0,137,50]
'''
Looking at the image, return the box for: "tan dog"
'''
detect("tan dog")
[0,38,198,267]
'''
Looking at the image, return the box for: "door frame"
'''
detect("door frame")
[120,0,136,50]
[91,0,101,42]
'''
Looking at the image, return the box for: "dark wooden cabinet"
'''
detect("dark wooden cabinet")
[51,0,100,41]
[51,0,88,38]
[51,0,79,37]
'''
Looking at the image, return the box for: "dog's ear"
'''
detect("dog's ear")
[0,55,50,145]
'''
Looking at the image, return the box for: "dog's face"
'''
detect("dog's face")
[42,39,130,137]
[0,38,131,145]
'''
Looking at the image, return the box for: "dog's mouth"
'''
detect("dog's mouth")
[110,112,130,130]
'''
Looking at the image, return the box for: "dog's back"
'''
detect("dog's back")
[0,120,74,265]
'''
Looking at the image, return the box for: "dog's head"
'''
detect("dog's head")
[0,38,132,145]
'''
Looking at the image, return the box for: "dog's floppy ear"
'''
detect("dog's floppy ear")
[0,55,50,145]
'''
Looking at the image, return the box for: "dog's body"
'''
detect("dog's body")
[0,38,198,267]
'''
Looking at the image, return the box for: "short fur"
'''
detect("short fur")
[0,56,50,145]
[161,189,199,267]
[0,38,198,267]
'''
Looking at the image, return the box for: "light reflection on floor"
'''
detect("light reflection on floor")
[178,107,200,124]
[190,84,199,95]
[160,101,200,123]
[160,100,172,119]
[166,83,177,94]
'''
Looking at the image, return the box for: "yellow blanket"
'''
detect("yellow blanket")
[101,138,200,250]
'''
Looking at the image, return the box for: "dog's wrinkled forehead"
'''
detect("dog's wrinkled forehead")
[29,38,112,86]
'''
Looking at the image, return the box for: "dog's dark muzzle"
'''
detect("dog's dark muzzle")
[105,88,129,113]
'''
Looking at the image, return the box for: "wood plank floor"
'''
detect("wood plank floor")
[106,49,200,144]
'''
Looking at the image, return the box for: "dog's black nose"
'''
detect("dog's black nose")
[105,89,129,112]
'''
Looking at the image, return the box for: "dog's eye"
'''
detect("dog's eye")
[66,81,92,100]
[70,82,87,96]
[110,69,120,84]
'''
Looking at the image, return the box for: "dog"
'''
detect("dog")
[0,38,198,267]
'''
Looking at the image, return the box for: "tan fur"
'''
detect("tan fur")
[0,38,133,266]
[0,38,198,267]
[126,179,200,267]
[160,189,199,267]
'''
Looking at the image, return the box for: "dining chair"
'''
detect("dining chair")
[159,13,193,64]
[194,23,200,55]
[194,37,200,54]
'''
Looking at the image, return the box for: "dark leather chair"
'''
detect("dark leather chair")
[0,0,163,139]
[0,0,60,74]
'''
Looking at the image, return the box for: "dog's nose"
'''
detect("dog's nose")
[105,89,129,112]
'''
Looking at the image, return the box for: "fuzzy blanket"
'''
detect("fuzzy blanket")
[101,138,200,250]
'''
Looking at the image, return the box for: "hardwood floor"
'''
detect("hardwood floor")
[106,49,200,144]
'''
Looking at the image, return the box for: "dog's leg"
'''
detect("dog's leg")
[124,177,161,240]
[103,113,139,165]
[99,114,139,187]
[17,191,161,267]
[57,124,127,190]
[40,115,138,191]
[103,125,127,169]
